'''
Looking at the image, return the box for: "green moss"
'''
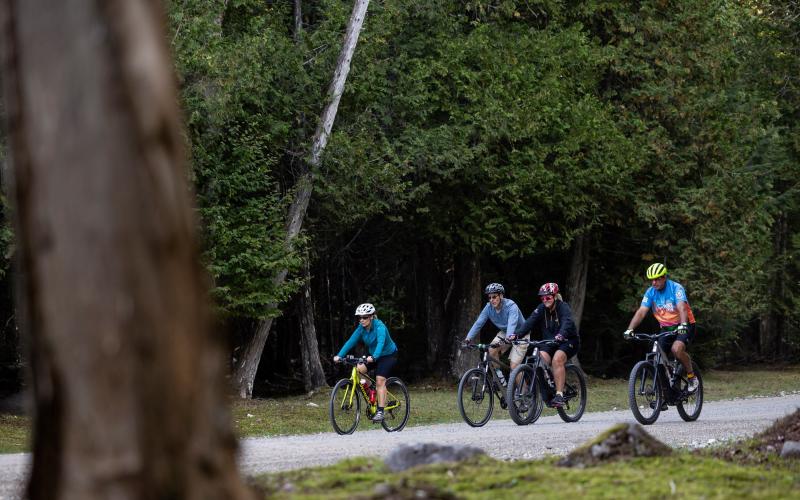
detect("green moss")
[253,453,800,499]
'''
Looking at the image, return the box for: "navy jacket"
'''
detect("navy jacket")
[521,300,579,342]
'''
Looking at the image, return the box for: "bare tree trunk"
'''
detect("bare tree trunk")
[293,0,302,42]
[566,232,589,330]
[297,260,327,392]
[0,1,252,499]
[421,247,446,373]
[449,254,482,379]
[760,212,786,359]
[565,232,590,368]
[232,0,370,398]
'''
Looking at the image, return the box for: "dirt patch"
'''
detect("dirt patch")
[558,423,672,468]
[709,409,800,464]
[752,409,800,452]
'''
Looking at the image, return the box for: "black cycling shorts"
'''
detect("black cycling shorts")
[542,339,580,359]
[369,351,398,378]
[659,323,696,352]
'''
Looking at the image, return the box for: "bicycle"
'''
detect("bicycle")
[506,339,587,425]
[625,331,703,425]
[456,341,511,427]
[329,355,410,435]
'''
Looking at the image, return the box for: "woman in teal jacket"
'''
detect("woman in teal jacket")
[333,303,398,422]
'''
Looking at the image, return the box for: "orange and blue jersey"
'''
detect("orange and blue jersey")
[641,279,696,327]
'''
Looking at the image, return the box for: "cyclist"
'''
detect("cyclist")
[623,263,699,394]
[520,282,580,408]
[333,303,398,422]
[463,283,528,375]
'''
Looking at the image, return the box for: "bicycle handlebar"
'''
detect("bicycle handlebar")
[461,338,510,350]
[509,338,560,349]
[336,355,370,366]
[629,331,678,342]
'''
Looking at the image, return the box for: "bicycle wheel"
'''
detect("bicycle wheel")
[381,377,410,432]
[628,360,662,425]
[675,362,703,422]
[557,365,587,423]
[506,365,542,425]
[330,378,360,435]
[457,368,494,427]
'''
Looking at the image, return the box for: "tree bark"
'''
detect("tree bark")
[449,254,482,379]
[566,231,589,331]
[760,212,786,358]
[297,260,327,392]
[0,1,252,499]
[232,0,370,398]
[293,0,302,42]
[565,232,590,369]
[421,247,447,373]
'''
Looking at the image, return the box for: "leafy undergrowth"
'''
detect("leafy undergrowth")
[707,409,800,467]
[253,452,800,499]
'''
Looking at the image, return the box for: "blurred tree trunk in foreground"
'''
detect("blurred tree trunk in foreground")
[0,1,253,499]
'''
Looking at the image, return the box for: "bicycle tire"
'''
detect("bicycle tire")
[675,361,703,422]
[506,364,542,425]
[381,377,410,432]
[457,367,494,427]
[557,365,587,423]
[329,378,360,435]
[628,360,662,425]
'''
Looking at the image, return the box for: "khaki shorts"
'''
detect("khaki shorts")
[491,332,530,365]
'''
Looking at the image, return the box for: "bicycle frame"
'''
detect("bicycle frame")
[635,333,683,404]
[340,357,401,414]
[475,343,510,399]
[516,341,558,400]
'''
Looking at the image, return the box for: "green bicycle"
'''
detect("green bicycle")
[329,355,410,435]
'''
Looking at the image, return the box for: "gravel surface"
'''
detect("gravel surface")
[1,394,798,498]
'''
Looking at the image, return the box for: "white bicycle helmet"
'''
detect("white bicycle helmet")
[484,283,505,295]
[354,303,376,316]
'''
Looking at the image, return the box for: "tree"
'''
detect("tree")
[0,1,253,498]
[232,0,371,398]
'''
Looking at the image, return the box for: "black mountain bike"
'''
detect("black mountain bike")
[506,339,587,425]
[626,331,703,425]
[457,341,510,427]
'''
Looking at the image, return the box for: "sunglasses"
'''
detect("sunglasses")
[358,315,372,320]
[540,295,554,301]
[488,294,500,300]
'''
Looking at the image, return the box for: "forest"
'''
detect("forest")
[1,0,798,399]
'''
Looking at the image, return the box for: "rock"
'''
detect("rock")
[558,423,672,467]
[780,441,800,459]
[384,443,485,472]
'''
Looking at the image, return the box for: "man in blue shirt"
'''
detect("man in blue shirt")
[463,283,528,373]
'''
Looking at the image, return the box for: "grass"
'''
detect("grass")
[0,414,28,454]
[2,366,800,453]
[253,453,800,499]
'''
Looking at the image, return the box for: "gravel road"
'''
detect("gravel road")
[2,394,799,498]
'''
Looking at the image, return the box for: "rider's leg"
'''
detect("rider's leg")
[376,375,387,407]
[509,337,528,385]
[357,363,370,387]
[552,350,568,393]
[672,340,693,375]
[539,351,552,365]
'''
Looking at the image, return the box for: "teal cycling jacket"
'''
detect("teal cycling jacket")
[337,318,398,359]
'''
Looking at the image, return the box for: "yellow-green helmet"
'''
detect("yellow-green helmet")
[646,263,668,280]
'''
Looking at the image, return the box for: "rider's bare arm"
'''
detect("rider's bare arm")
[626,305,650,331]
